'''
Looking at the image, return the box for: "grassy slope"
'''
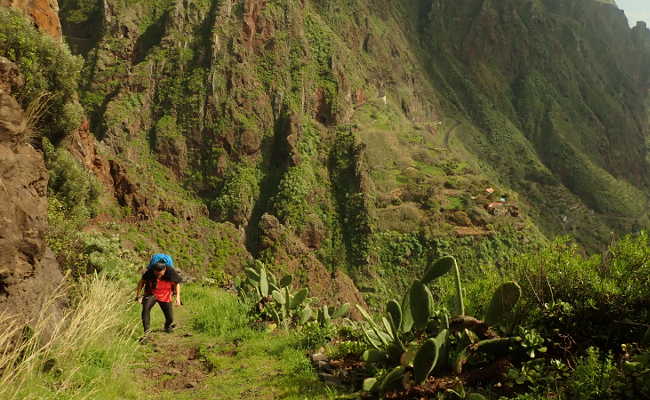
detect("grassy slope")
[0,277,339,399]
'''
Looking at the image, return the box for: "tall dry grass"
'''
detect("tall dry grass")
[21,91,53,144]
[0,274,139,399]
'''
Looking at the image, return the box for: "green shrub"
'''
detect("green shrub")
[493,233,650,351]
[619,348,650,398]
[44,139,100,220]
[47,197,90,276]
[567,347,619,400]
[299,321,336,349]
[83,233,139,281]
[0,8,83,143]
[154,114,180,138]
[46,210,136,279]
[59,0,102,25]
[211,165,260,223]
[271,165,313,228]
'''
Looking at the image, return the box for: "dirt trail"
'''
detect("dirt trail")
[443,120,462,149]
[138,306,212,396]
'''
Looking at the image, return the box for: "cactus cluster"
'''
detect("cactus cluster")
[240,261,349,330]
[358,256,524,394]
[316,303,350,329]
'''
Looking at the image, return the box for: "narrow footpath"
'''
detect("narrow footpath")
[135,289,338,400]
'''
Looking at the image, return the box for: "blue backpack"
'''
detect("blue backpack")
[148,253,174,269]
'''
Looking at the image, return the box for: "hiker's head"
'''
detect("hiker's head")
[152,262,167,278]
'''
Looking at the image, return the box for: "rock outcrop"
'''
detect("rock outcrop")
[0,57,63,322]
[0,0,62,40]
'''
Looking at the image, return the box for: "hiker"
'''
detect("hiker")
[135,254,183,334]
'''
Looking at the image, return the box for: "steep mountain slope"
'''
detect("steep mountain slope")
[49,0,650,301]
[416,0,650,247]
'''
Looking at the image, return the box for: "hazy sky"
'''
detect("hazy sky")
[616,0,650,26]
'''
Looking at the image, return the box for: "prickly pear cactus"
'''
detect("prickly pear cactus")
[386,300,402,333]
[413,338,440,384]
[410,280,432,330]
[259,267,269,297]
[485,281,521,326]
[279,274,293,288]
[331,303,350,319]
[400,290,414,333]
[451,257,465,316]
[422,256,455,285]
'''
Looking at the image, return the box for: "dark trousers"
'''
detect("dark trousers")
[141,295,173,332]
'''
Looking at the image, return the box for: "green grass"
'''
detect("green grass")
[185,285,252,339]
[138,285,343,400]
[184,333,339,400]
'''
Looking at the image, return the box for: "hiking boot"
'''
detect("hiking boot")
[165,323,176,333]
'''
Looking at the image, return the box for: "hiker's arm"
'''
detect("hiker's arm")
[174,283,181,306]
[135,279,145,301]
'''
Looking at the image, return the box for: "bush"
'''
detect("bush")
[83,233,139,280]
[299,321,336,349]
[566,347,619,400]
[0,8,83,143]
[44,139,100,220]
[493,234,650,352]
[211,165,260,223]
[509,234,650,320]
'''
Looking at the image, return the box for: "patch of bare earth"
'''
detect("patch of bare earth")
[142,339,209,392]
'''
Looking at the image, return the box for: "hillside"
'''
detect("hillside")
[0,0,650,398]
[46,0,650,291]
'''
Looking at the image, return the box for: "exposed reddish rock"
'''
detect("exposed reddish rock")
[0,57,24,93]
[299,217,325,250]
[155,135,188,179]
[242,0,272,50]
[65,120,115,191]
[1,0,62,40]
[240,128,261,155]
[314,87,334,125]
[0,60,63,323]
[352,88,366,106]
[284,113,301,166]
[109,159,152,220]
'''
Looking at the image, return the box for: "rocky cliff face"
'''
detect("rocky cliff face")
[0,57,63,322]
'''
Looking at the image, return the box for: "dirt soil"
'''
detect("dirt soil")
[136,308,212,396]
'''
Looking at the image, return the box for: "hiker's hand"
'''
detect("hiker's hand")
[175,298,182,307]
